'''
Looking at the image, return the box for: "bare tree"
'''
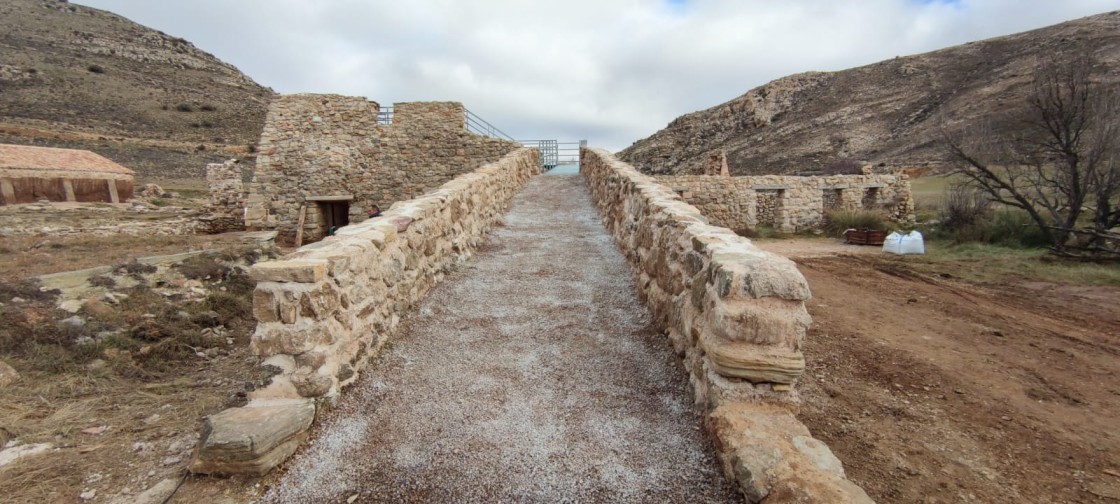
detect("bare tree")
[944,54,1120,255]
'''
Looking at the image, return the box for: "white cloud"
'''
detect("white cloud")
[78,0,1119,150]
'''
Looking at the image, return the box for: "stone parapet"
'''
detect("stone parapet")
[243,94,521,242]
[581,148,871,503]
[656,173,914,234]
[192,147,539,476]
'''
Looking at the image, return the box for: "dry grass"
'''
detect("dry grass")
[0,247,273,503]
[0,234,264,282]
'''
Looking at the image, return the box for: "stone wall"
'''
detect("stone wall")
[244,95,520,242]
[197,159,245,234]
[656,173,914,234]
[192,148,540,475]
[581,148,871,503]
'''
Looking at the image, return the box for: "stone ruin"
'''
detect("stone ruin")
[241,95,521,244]
[196,159,246,234]
[657,151,914,235]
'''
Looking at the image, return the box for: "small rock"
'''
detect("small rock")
[80,489,96,500]
[128,478,179,504]
[86,359,107,371]
[59,299,85,313]
[84,298,114,316]
[347,494,359,503]
[1000,415,1011,422]
[162,455,183,466]
[10,297,25,303]
[132,442,154,453]
[81,426,108,436]
[0,360,20,387]
[143,414,161,425]
[86,472,103,483]
[60,315,86,328]
[0,442,53,468]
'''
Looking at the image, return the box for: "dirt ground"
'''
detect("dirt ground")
[754,239,1120,503]
[0,214,278,503]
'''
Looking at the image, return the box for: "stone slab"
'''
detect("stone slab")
[190,399,315,476]
[250,259,328,283]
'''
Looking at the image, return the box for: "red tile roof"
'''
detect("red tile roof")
[0,144,135,175]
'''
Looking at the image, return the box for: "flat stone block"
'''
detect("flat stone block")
[708,402,873,503]
[250,260,328,283]
[190,399,315,476]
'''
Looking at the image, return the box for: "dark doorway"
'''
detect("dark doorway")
[319,201,349,236]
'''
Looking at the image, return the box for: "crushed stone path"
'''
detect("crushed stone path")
[263,174,739,503]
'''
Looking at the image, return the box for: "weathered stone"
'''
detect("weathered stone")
[190,399,315,476]
[0,360,20,387]
[708,403,874,504]
[701,334,805,384]
[653,172,913,233]
[250,260,328,283]
[582,148,870,502]
[290,369,333,397]
[243,96,522,240]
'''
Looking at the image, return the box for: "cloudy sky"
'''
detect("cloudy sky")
[80,0,1119,150]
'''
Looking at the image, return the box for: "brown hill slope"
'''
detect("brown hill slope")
[0,0,273,179]
[618,11,1120,176]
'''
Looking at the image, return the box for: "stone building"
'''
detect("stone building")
[0,144,134,205]
[656,171,914,234]
[243,95,521,242]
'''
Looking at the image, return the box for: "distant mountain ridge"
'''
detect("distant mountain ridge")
[618,11,1120,176]
[0,0,273,178]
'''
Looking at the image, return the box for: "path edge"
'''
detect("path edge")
[581,147,873,504]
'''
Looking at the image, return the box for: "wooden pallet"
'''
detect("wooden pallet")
[844,229,887,246]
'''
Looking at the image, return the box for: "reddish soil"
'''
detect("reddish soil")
[772,250,1120,503]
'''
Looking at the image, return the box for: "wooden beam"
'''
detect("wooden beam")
[294,205,306,248]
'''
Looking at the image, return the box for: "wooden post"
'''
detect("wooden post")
[294,205,306,248]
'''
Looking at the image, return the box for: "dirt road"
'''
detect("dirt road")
[754,242,1120,503]
[260,174,737,503]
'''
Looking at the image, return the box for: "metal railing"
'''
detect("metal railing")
[465,109,515,141]
[375,103,584,171]
[520,140,585,170]
[376,106,393,125]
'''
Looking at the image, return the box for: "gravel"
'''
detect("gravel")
[262,174,739,503]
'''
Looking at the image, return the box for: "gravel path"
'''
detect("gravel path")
[263,174,739,503]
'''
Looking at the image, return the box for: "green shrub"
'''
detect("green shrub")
[175,103,194,112]
[823,209,890,235]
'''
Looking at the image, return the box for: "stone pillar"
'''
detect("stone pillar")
[107,178,120,203]
[775,189,795,233]
[62,179,76,202]
[1,179,15,204]
[705,150,730,176]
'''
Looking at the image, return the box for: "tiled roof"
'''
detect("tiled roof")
[0,144,135,175]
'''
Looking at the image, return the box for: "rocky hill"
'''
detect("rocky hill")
[618,11,1120,176]
[0,0,273,179]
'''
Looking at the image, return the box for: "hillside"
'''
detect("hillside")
[0,0,273,180]
[618,11,1120,176]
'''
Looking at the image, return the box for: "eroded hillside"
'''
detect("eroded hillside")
[619,11,1120,175]
[0,0,274,179]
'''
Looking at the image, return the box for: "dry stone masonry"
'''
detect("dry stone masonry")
[243,95,520,242]
[581,148,872,503]
[656,172,914,235]
[197,159,245,234]
[191,148,539,475]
